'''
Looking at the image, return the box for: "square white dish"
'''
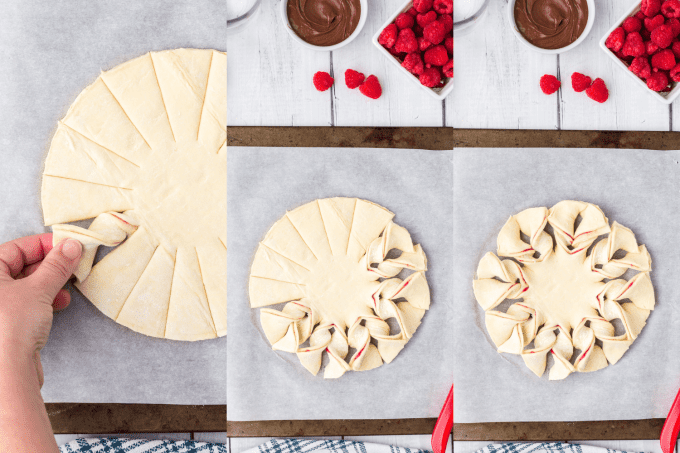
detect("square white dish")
[599,0,680,104]
[371,0,454,101]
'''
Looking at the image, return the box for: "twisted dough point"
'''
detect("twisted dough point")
[51,211,139,283]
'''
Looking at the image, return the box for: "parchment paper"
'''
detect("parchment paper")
[227,147,453,421]
[453,148,680,423]
[0,0,226,404]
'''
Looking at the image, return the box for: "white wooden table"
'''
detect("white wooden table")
[452,0,679,130]
[227,0,453,127]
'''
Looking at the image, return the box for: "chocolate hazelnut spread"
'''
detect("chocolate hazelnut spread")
[287,0,361,47]
[513,0,588,50]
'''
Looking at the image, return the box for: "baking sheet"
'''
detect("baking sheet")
[453,147,680,423]
[0,0,226,404]
[227,147,453,421]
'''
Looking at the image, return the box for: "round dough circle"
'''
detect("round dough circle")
[248,197,431,379]
[41,48,227,341]
[473,200,655,380]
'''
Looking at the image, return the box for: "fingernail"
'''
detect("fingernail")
[61,239,82,260]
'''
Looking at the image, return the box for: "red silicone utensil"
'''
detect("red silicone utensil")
[431,384,453,453]
[661,388,680,453]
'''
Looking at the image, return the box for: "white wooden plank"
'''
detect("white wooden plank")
[332,0,445,127]
[452,441,493,453]
[347,434,452,453]
[450,1,558,130]
[226,0,332,126]
[446,96,454,127]
[560,0,670,130]
[195,432,228,444]
[671,95,680,131]
[55,434,80,446]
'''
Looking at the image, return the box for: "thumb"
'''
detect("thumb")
[28,239,82,301]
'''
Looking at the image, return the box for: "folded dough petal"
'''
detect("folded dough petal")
[497,207,552,263]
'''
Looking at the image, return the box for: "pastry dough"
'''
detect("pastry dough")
[473,201,654,380]
[41,49,226,341]
[249,198,430,378]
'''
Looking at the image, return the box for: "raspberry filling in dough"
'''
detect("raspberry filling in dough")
[473,200,655,380]
[249,197,430,379]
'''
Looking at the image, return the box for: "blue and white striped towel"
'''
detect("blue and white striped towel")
[242,439,431,453]
[58,437,227,452]
[472,443,640,453]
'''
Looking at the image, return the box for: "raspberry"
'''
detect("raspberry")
[379,23,398,48]
[636,11,647,20]
[623,16,643,32]
[671,62,680,80]
[622,32,646,56]
[630,56,653,78]
[423,20,447,44]
[313,71,334,92]
[359,75,382,99]
[571,72,592,92]
[344,69,365,89]
[642,27,652,39]
[586,78,609,103]
[668,18,680,35]
[652,48,677,68]
[417,11,438,28]
[644,14,665,30]
[402,53,425,75]
[540,74,561,94]
[443,59,453,78]
[662,0,680,17]
[444,36,453,54]
[407,7,418,16]
[606,27,625,52]
[388,45,404,57]
[647,40,660,55]
[424,45,449,66]
[395,13,415,29]
[419,67,441,87]
[672,40,680,57]
[652,24,674,47]
[414,0,433,13]
[642,0,662,16]
[394,28,418,53]
[433,0,453,14]
[413,24,424,35]
[647,70,669,89]
[439,14,454,33]
[418,37,433,51]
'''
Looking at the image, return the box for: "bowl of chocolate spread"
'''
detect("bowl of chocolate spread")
[508,0,595,53]
[282,0,368,51]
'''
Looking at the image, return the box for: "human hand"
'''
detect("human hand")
[0,234,81,387]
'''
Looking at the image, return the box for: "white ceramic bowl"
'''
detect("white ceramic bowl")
[280,0,368,51]
[507,0,595,54]
[600,0,680,104]
[372,0,454,101]
[454,0,490,37]
[227,0,262,35]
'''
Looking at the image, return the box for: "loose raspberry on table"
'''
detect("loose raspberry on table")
[662,0,680,17]
[395,12,415,29]
[652,48,676,68]
[647,40,660,55]
[571,72,592,92]
[670,62,680,81]
[644,14,665,30]
[414,0,433,13]
[433,0,453,14]
[424,45,449,66]
[359,75,382,99]
[419,37,434,52]
[630,56,653,78]
[623,16,642,32]
[606,27,625,52]
[394,28,418,53]
[642,0,662,17]
[444,36,453,54]
[443,59,453,78]
[652,24,674,47]
[402,52,425,75]
[540,74,561,94]
[586,78,609,103]
[439,14,454,33]
[379,23,398,48]
[344,69,365,89]
[417,10,438,28]
[313,71,334,92]
[622,32,646,56]
[647,70,669,90]
[419,67,441,87]
[668,18,680,36]
[423,20,447,44]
